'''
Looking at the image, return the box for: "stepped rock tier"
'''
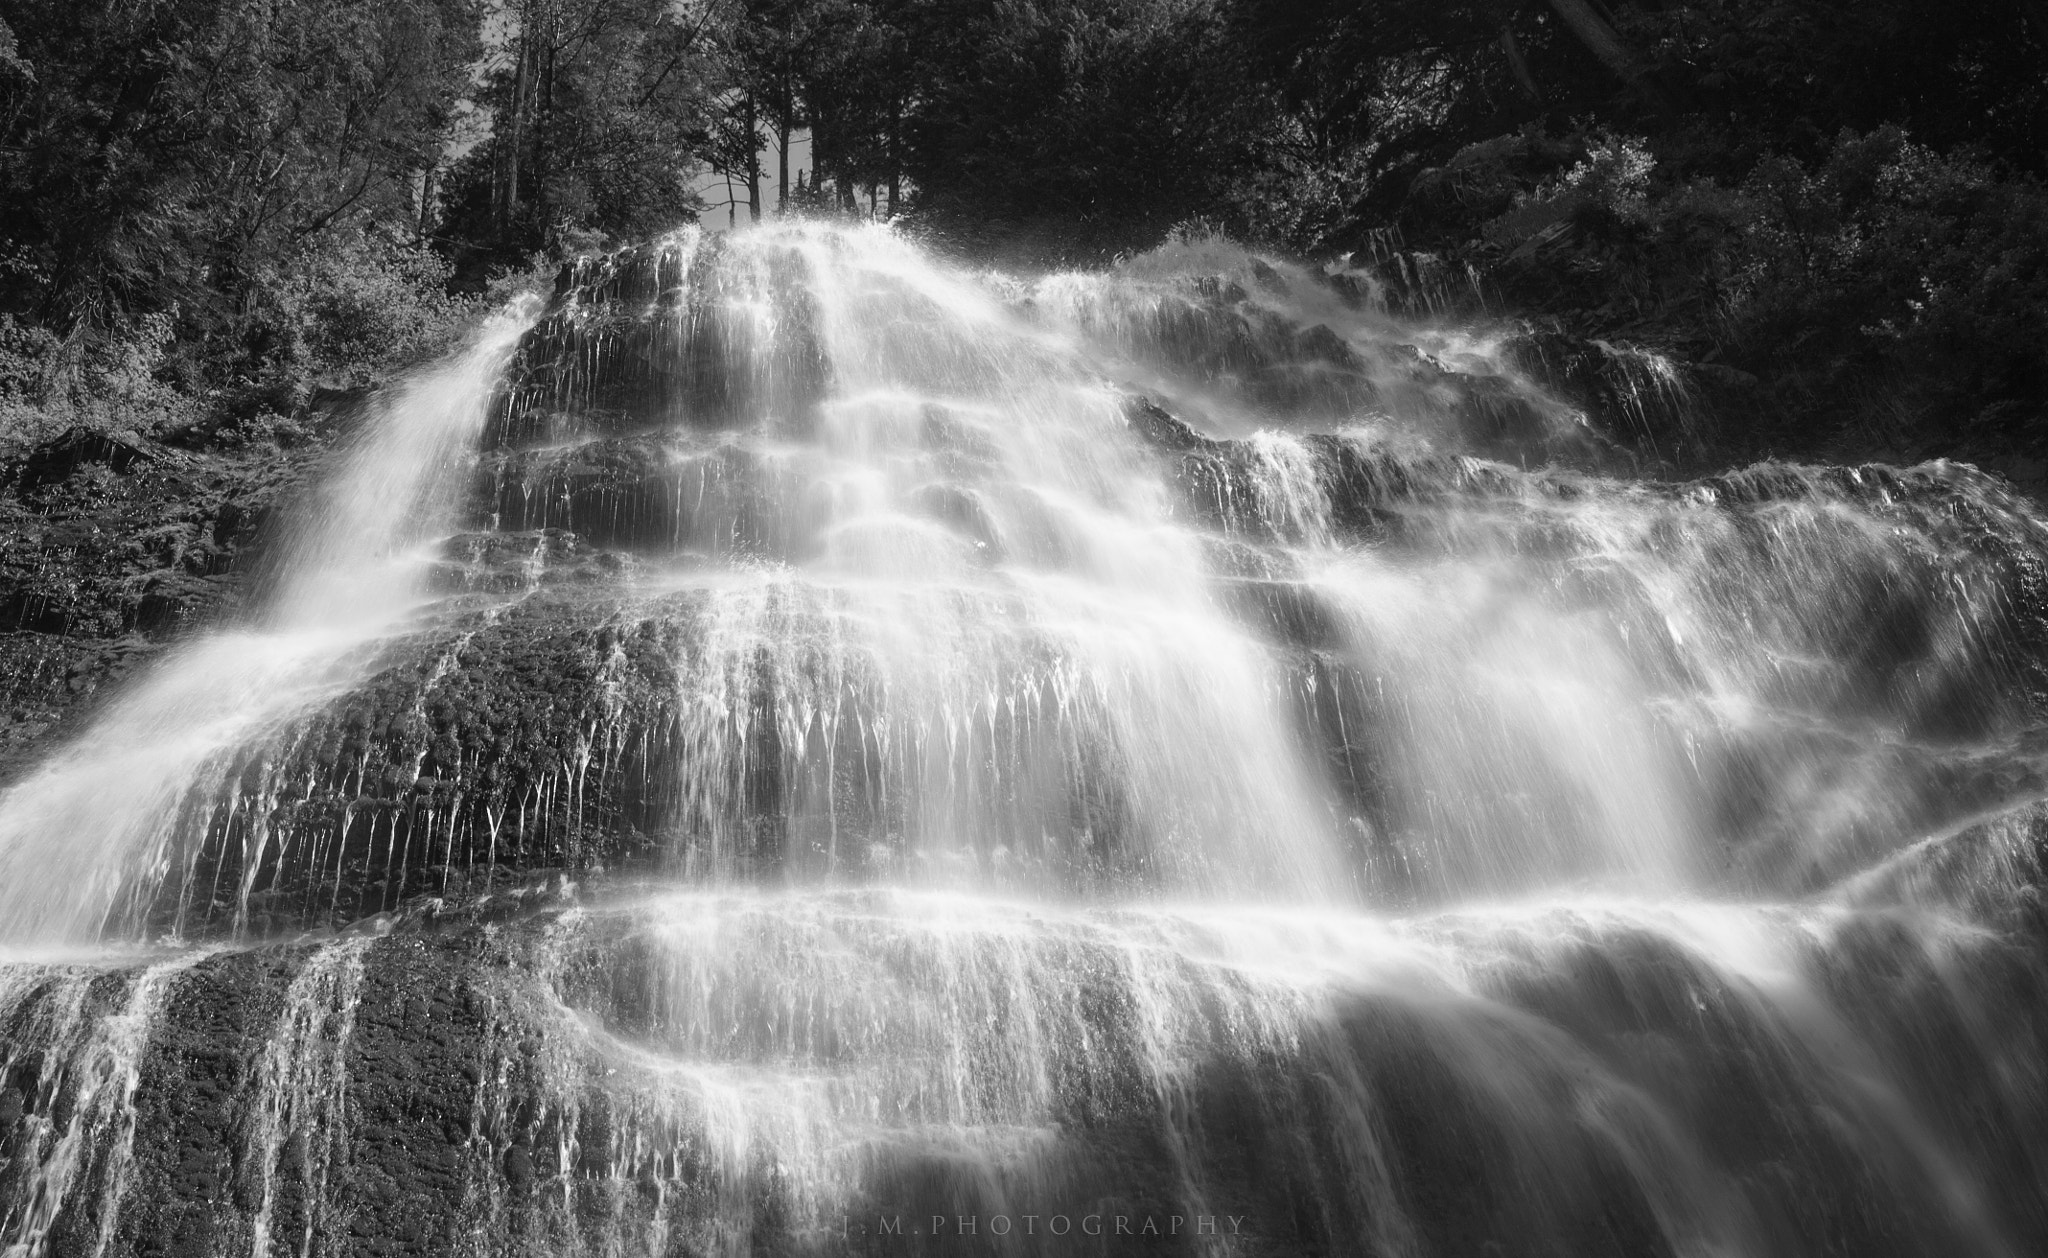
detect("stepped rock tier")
[0,224,2044,1256]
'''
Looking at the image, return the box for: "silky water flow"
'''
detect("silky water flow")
[0,223,2044,1257]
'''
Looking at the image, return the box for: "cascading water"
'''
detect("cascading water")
[0,304,537,942]
[0,222,2045,1256]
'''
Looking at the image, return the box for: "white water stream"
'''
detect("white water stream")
[0,224,2041,1256]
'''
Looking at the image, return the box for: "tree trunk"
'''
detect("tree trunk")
[777,113,791,215]
[1500,24,1542,104]
[744,95,762,223]
[1542,0,1670,109]
[535,16,557,243]
[417,166,438,240]
[810,109,830,209]
[495,29,528,238]
[887,104,901,217]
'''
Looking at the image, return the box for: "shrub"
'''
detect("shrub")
[200,230,481,444]
[1395,124,2048,460]
[295,234,476,388]
[1728,129,2048,451]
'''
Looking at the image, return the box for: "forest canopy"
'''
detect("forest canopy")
[2,0,2045,462]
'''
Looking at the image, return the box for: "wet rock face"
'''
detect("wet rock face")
[1500,328,1700,458]
[1150,431,2048,899]
[158,590,687,934]
[118,948,294,1258]
[481,435,826,560]
[489,237,831,451]
[6,868,2046,1258]
[0,429,300,639]
[27,935,497,1258]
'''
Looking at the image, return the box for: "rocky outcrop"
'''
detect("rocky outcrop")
[0,426,321,777]
[4,855,2045,1257]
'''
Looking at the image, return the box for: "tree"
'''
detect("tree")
[1541,0,1668,110]
[727,0,820,214]
[437,0,719,270]
[0,0,480,331]
[893,0,1282,256]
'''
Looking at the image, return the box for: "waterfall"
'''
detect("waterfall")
[0,302,536,942]
[0,223,2043,1256]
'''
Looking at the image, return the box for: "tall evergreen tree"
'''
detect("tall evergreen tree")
[437,0,719,269]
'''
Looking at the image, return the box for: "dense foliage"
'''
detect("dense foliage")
[1,0,2044,463]
[0,1,480,425]
[436,0,721,274]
